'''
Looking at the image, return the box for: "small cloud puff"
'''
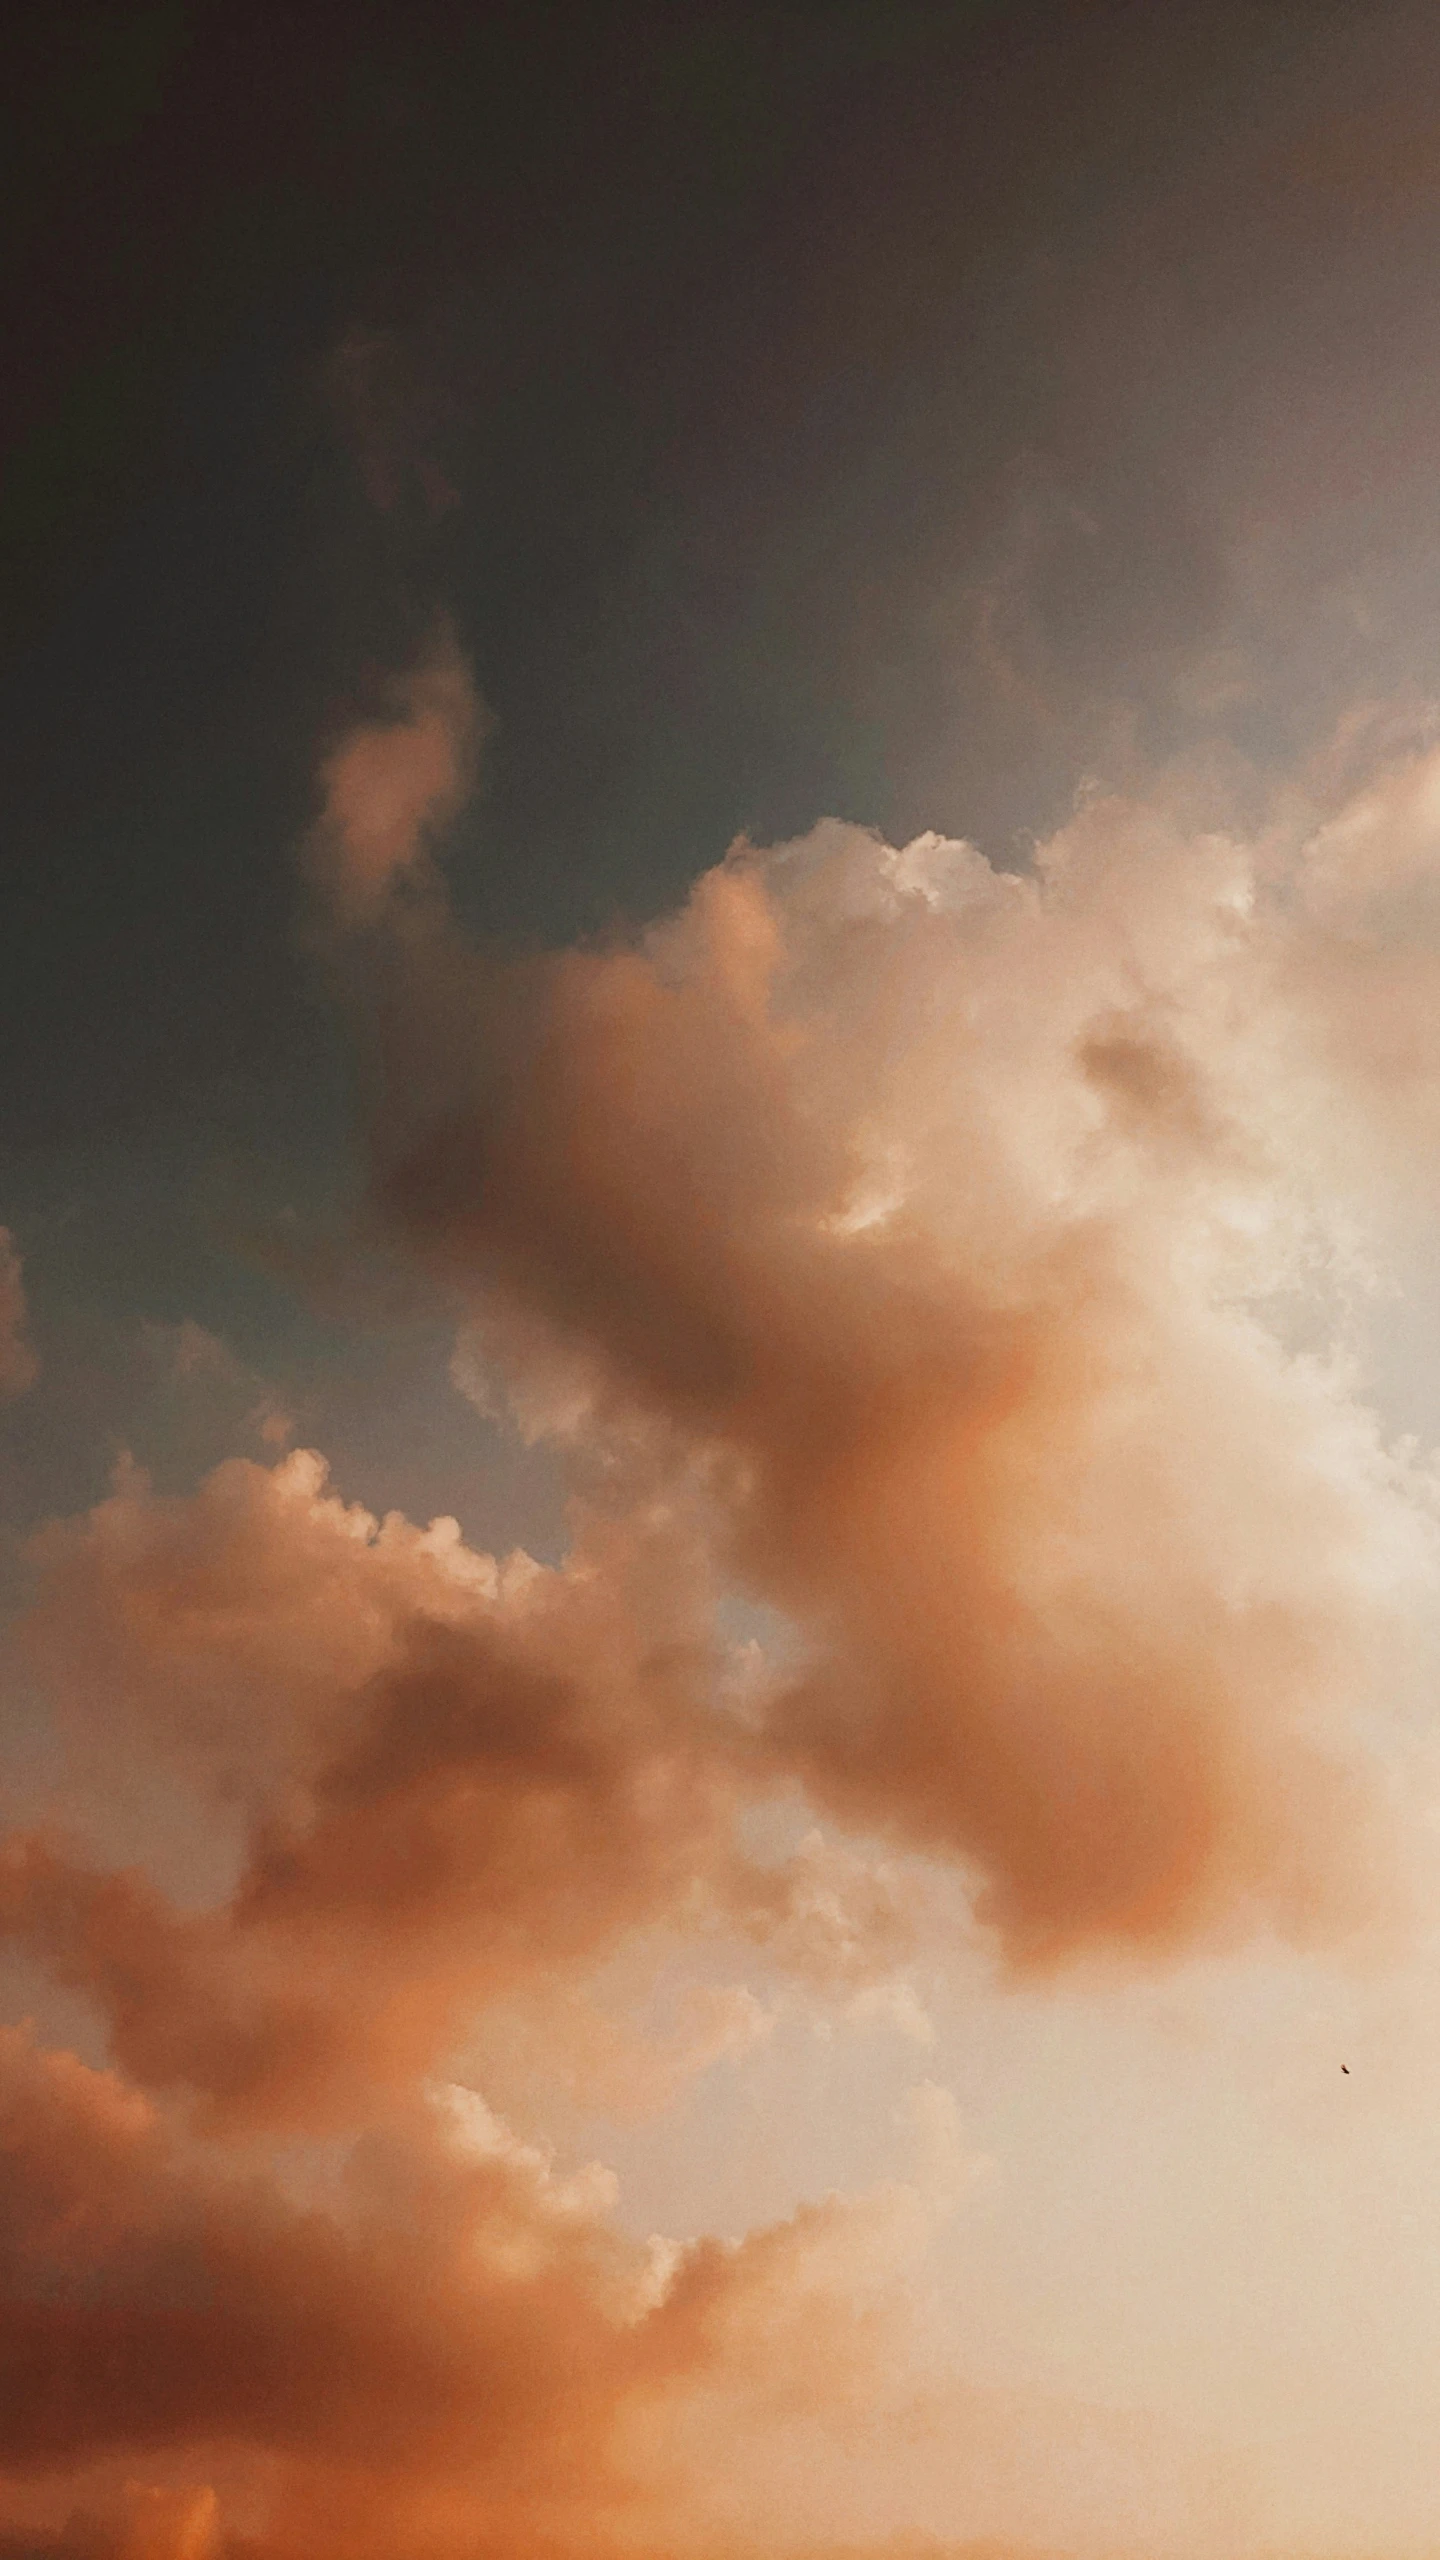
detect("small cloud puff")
[308,631,482,925]
[0,1228,38,1399]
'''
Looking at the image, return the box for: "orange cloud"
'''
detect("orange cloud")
[9,1452,918,2130]
[0,2024,958,2560]
[352,782,1437,1964]
[16,653,1440,2560]
[307,634,481,926]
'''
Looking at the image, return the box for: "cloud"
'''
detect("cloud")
[0,2485,220,2560]
[17,644,1440,2559]
[0,1230,38,1400]
[9,1451,920,2129]
[0,2023,963,2560]
[339,760,1440,1965]
[306,633,481,926]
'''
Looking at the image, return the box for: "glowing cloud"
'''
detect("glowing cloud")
[354,749,1440,1963]
[15,642,1440,2560]
[9,1450,917,2130]
[0,2020,969,2560]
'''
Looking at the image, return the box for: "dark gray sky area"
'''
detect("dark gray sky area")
[7,0,1440,1527]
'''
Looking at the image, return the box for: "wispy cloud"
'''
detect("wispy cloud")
[0,1231,38,1401]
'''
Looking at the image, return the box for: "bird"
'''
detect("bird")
[1341,2064,1350,2074]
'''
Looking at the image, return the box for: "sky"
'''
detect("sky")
[16,4,1440,2555]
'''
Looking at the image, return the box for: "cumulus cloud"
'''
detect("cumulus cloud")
[342,743,1440,1965]
[8,1450,919,2129]
[0,1229,38,1400]
[0,2022,966,2560]
[18,641,1440,2559]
